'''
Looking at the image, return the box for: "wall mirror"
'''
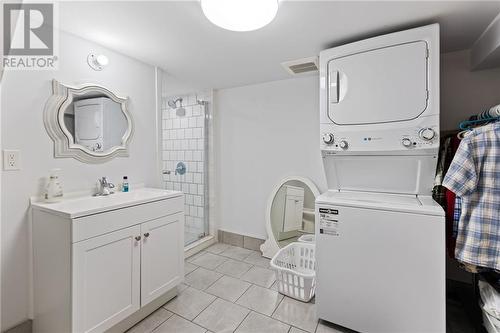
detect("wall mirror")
[44,79,133,163]
[261,176,320,258]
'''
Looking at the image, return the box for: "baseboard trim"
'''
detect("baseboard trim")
[217,230,265,252]
[3,320,32,333]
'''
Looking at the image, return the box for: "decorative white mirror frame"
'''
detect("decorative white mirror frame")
[260,176,320,259]
[43,79,134,164]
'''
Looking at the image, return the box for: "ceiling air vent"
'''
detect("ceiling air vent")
[281,56,318,75]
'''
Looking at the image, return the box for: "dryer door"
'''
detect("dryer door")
[327,41,428,125]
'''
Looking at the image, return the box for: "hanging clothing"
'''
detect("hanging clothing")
[433,135,462,257]
[443,121,500,271]
[445,190,457,258]
[434,137,451,187]
[453,197,462,238]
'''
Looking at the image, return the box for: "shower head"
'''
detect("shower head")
[176,106,186,117]
[167,97,186,116]
[167,97,183,109]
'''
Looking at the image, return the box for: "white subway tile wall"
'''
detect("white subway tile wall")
[161,92,210,246]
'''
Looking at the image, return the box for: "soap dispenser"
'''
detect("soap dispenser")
[122,176,129,192]
[44,168,63,203]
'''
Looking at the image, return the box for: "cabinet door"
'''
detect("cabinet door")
[72,225,141,333]
[141,213,184,306]
[283,196,304,232]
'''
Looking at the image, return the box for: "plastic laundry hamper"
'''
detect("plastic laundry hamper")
[298,234,315,244]
[270,242,316,302]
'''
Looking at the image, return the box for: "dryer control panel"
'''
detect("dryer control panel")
[320,119,439,153]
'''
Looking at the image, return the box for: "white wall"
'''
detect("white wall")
[441,49,500,130]
[215,76,327,239]
[1,31,157,331]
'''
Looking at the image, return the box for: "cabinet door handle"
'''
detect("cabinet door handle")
[144,232,150,238]
[135,235,141,241]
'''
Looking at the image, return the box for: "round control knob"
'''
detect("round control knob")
[339,140,348,149]
[322,133,335,145]
[402,138,412,147]
[419,128,435,141]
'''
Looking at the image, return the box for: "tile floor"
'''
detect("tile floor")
[127,243,350,333]
[128,243,473,333]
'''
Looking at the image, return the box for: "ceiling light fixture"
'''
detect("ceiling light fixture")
[201,0,279,32]
[87,54,109,71]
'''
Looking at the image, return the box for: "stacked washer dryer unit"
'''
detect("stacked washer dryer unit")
[316,24,445,333]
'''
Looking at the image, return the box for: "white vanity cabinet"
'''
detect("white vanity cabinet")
[274,185,305,240]
[31,188,184,333]
[282,186,305,232]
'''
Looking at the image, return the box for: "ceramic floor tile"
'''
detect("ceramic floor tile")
[185,267,223,290]
[219,246,255,261]
[177,283,189,294]
[154,314,207,333]
[126,307,173,333]
[187,250,207,263]
[215,258,253,278]
[205,243,231,255]
[236,284,283,316]
[234,311,289,333]
[243,252,270,268]
[272,297,318,332]
[189,252,228,270]
[241,266,276,288]
[269,281,278,291]
[289,327,308,333]
[193,298,250,333]
[205,275,251,302]
[185,262,198,275]
[164,287,216,320]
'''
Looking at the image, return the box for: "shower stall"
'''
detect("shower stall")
[158,79,213,247]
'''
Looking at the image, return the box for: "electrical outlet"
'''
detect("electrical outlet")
[3,150,21,171]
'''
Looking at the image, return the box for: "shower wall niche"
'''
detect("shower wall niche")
[160,91,212,246]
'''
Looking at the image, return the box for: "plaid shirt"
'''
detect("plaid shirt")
[443,121,500,271]
[453,197,461,238]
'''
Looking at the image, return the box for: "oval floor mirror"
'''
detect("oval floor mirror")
[260,176,320,258]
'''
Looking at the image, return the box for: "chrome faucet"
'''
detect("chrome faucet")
[95,177,115,196]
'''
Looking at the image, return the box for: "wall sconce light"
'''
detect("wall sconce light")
[87,53,109,71]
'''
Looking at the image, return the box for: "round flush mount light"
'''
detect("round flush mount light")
[201,0,279,32]
[87,54,109,71]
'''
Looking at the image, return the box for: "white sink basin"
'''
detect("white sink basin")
[31,187,183,218]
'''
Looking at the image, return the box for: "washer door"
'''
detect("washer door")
[327,41,428,125]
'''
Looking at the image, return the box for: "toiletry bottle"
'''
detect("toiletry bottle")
[44,169,63,203]
[122,176,129,192]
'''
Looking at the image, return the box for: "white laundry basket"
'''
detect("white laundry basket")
[298,234,315,244]
[270,242,316,302]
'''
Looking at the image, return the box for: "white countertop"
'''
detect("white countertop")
[31,187,183,218]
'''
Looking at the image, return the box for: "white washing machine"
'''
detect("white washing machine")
[316,191,445,333]
[316,24,445,333]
